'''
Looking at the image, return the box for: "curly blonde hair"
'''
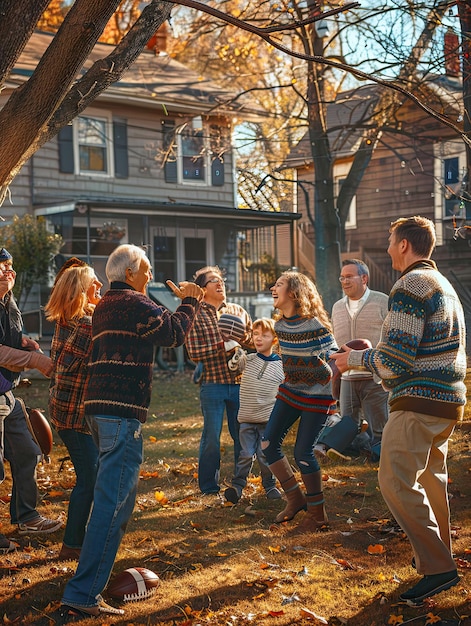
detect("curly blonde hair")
[273,271,332,331]
[45,265,98,324]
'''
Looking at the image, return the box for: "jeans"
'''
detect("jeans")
[62,415,143,608]
[58,429,98,549]
[198,383,241,494]
[231,422,276,494]
[262,398,327,474]
[3,398,42,524]
[340,378,389,446]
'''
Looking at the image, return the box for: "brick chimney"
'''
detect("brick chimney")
[444,27,460,77]
[146,22,168,55]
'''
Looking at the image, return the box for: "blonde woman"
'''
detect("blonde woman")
[45,263,102,560]
[261,271,338,532]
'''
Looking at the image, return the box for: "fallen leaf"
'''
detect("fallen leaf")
[425,613,441,624]
[300,607,328,623]
[336,558,356,570]
[367,544,385,554]
[388,615,404,625]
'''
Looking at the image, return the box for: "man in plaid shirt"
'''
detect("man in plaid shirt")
[186,266,252,495]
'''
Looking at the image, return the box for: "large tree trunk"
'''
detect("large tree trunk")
[0,0,51,89]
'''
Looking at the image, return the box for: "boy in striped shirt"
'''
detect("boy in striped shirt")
[224,318,284,503]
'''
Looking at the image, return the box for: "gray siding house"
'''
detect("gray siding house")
[2,31,299,323]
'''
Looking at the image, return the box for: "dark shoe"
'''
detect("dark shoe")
[18,515,63,535]
[265,487,282,500]
[0,534,16,554]
[399,570,459,605]
[60,597,124,617]
[58,544,81,560]
[224,487,240,504]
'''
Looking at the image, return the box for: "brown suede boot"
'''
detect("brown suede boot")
[268,457,307,523]
[288,470,328,534]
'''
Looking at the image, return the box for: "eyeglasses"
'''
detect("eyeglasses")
[339,275,360,283]
[205,277,226,286]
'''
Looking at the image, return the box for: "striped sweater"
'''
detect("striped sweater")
[348,260,467,420]
[275,315,338,414]
[238,352,284,424]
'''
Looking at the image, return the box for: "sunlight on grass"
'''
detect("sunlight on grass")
[0,370,470,625]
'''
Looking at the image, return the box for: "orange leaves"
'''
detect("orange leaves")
[425,613,442,624]
[388,615,404,625]
[336,558,357,570]
[367,544,385,555]
[154,490,168,505]
[140,469,159,479]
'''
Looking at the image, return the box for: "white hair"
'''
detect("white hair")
[106,244,148,283]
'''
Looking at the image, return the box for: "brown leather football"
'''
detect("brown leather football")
[25,407,53,456]
[329,339,373,400]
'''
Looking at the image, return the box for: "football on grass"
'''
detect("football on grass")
[107,567,160,602]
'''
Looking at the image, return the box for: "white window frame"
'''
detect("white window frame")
[176,117,211,186]
[150,226,213,281]
[434,141,466,245]
[334,162,357,229]
[74,109,113,177]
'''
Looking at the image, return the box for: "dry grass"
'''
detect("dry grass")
[1,372,471,626]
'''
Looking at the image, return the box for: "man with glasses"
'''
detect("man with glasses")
[315,259,389,461]
[186,266,252,496]
[0,248,62,553]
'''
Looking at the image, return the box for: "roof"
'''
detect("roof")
[34,198,301,229]
[7,31,253,117]
[283,76,463,170]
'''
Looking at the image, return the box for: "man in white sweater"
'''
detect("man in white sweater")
[316,259,389,461]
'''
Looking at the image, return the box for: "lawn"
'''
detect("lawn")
[1,371,471,626]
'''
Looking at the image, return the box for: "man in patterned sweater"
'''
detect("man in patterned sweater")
[60,244,203,619]
[332,216,466,606]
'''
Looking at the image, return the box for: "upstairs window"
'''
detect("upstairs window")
[58,112,128,178]
[162,118,225,187]
[77,116,109,174]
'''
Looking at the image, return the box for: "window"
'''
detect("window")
[47,212,128,257]
[162,119,225,186]
[151,227,213,282]
[77,117,108,173]
[58,113,128,178]
[443,156,464,219]
[334,163,357,229]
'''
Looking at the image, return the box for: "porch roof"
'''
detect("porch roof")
[34,199,301,230]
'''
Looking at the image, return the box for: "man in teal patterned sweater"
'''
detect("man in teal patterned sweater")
[332,216,467,606]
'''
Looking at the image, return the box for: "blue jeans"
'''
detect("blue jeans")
[231,422,276,494]
[262,399,327,474]
[3,398,42,524]
[198,383,241,494]
[58,429,98,549]
[62,415,143,608]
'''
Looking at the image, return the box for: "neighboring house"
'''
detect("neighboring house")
[284,41,471,340]
[1,31,299,324]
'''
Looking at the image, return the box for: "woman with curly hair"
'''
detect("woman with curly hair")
[261,271,338,532]
[45,262,103,560]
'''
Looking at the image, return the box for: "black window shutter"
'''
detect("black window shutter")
[58,126,74,173]
[162,120,177,183]
[113,120,129,179]
[211,157,224,186]
[210,125,225,186]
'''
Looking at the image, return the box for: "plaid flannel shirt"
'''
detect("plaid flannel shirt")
[186,301,252,384]
[49,317,92,432]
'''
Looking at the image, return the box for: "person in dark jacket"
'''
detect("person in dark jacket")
[0,247,61,554]
[60,244,203,619]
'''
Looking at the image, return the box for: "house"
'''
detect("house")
[1,31,300,325]
[283,43,471,342]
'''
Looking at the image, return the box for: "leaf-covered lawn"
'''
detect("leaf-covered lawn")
[1,371,470,625]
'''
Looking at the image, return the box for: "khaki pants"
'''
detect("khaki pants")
[378,409,456,575]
